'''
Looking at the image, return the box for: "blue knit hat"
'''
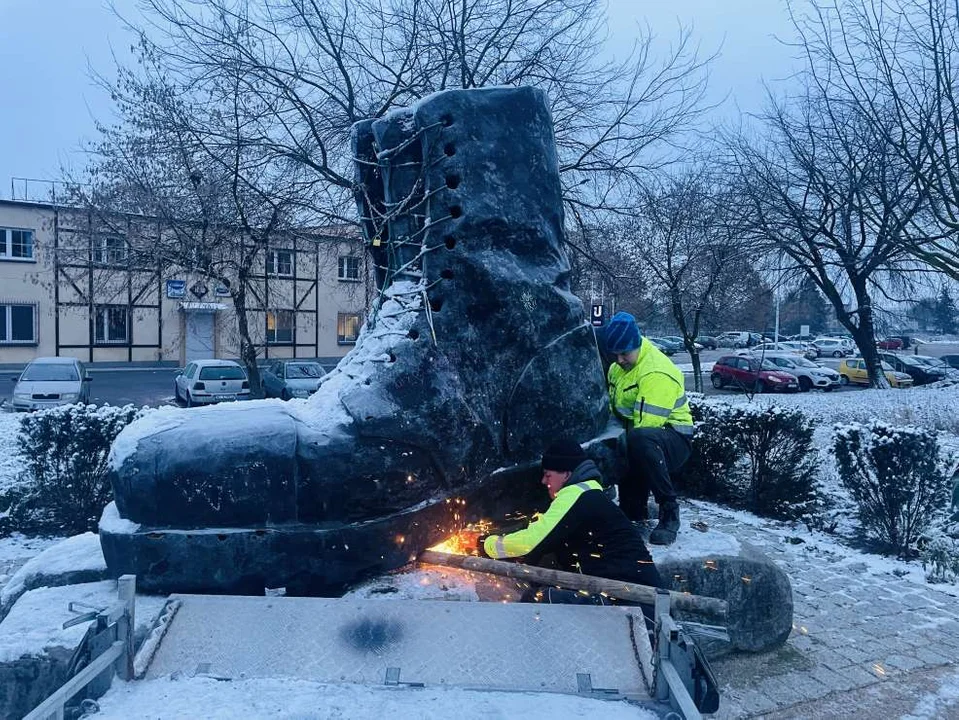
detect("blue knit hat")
[605,312,641,354]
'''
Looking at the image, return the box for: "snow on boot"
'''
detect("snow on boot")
[649,502,680,546]
[100,86,609,595]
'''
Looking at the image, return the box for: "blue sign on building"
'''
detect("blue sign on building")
[166,279,186,298]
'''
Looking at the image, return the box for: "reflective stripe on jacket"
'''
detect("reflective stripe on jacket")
[607,337,693,433]
[481,460,660,585]
[484,479,602,559]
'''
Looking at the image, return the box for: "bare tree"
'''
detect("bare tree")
[72,60,308,393]
[727,84,928,387]
[106,0,714,225]
[625,169,750,391]
[784,0,959,276]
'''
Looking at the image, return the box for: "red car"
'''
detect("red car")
[877,338,904,350]
[710,355,800,392]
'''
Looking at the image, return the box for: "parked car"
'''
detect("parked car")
[759,353,841,392]
[262,360,327,399]
[940,354,959,369]
[695,335,718,350]
[812,338,853,357]
[10,357,91,411]
[876,337,904,350]
[647,337,677,356]
[750,341,818,360]
[715,331,751,349]
[838,358,913,388]
[710,354,800,393]
[660,336,696,352]
[174,359,252,406]
[912,355,959,380]
[877,352,947,385]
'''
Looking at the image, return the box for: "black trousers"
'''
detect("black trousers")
[620,426,691,520]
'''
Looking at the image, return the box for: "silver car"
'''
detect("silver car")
[11,357,91,411]
[262,360,327,400]
[174,359,251,406]
[760,352,841,392]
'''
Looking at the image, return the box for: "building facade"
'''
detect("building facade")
[0,199,371,367]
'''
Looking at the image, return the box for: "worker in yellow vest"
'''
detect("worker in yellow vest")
[604,312,693,545]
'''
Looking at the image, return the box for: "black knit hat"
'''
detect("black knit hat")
[541,437,587,473]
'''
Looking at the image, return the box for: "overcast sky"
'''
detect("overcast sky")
[0,0,799,198]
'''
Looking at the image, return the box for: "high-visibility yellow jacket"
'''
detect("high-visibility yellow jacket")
[607,337,693,435]
[481,460,660,586]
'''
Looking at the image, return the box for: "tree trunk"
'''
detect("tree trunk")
[851,293,890,389]
[690,349,703,393]
[232,284,263,397]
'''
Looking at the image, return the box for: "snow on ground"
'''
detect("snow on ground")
[903,665,959,720]
[683,498,959,599]
[0,581,167,663]
[0,534,62,590]
[0,531,105,610]
[92,676,657,720]
[709,382,959,434]
[0,412,25,494]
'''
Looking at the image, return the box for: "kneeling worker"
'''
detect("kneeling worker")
[475,437,663,603]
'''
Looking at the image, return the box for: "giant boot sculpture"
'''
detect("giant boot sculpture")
[100,86,609,594]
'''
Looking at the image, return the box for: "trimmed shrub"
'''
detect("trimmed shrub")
[678,402,741,503]
[0,404,142,536]
[731,406,819,520]
[833,421,953,555]
[922,535,959,584]
[679,400,820,520]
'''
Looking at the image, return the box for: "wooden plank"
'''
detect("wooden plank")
[418,551,727,620]
[23,642,124,720]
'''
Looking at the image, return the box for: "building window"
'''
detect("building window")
[338,256,361,282]
[266,310,294,344]
[94,306,129,344]
[267,250,293,277]
[94,235,127,266]
[0,228,35,261]
[337,312,362,345]
[0,304,37,344]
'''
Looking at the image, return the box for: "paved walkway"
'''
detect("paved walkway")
[687,502,959,719]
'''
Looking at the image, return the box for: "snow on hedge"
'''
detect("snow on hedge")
[0,413,25,494]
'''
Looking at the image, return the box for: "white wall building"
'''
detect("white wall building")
[0,199,371,367]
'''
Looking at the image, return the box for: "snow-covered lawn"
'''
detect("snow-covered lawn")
[708,382,959,433]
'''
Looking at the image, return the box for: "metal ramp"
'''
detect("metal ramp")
[143,595,654,701]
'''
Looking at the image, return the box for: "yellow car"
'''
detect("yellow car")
[838,359,914,388]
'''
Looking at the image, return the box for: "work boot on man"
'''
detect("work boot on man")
[649,501,680,545]
[101,86,609,594]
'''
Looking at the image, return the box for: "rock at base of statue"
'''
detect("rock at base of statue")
[659,552,793,655]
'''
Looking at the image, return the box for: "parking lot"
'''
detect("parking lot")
[680,342,959,395]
